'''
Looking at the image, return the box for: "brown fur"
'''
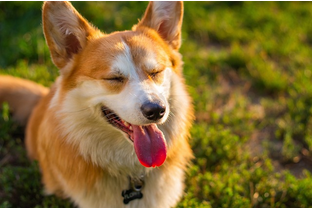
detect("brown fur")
[0,75,48,125]
[1,2,193,208]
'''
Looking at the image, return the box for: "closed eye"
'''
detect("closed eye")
[149,70,163,79]
[104,77,125,83]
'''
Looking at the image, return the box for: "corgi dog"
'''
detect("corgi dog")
[0,1,193,208]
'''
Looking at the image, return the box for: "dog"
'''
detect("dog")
[0,1,193,207]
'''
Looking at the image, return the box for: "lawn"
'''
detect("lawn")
[1,2,312,208]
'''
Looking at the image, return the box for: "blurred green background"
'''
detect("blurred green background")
[1,2,312,207]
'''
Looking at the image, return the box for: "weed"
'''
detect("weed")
[2,2,312,207]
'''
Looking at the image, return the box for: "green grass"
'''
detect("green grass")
[2,2,312,207]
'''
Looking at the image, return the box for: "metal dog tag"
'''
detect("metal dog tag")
[122,176,144,204]
[122,189,143,204]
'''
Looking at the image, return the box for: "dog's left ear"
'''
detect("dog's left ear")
[135,1,183,50]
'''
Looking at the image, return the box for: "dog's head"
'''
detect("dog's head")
[43,2,185,168]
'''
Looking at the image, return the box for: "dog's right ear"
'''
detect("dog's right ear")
[42,1,101,69]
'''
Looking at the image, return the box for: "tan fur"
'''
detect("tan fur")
[1,2,193,208]
[0,75,48,125]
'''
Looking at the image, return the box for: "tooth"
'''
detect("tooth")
[129,126,133,131]
[124,121,130,127]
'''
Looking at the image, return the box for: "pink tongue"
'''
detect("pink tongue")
[132,124,167,167]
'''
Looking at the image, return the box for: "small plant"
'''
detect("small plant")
[2,2,312,207]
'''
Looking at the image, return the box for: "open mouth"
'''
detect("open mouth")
[101,106,168,168]
[101,106,134,141]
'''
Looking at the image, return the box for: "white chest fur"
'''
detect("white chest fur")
[72,165,185,208]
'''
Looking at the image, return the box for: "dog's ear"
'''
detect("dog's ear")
[135,1,183,50]
[42,1,101,69]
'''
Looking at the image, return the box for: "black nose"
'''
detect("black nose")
[141,101,166,121]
